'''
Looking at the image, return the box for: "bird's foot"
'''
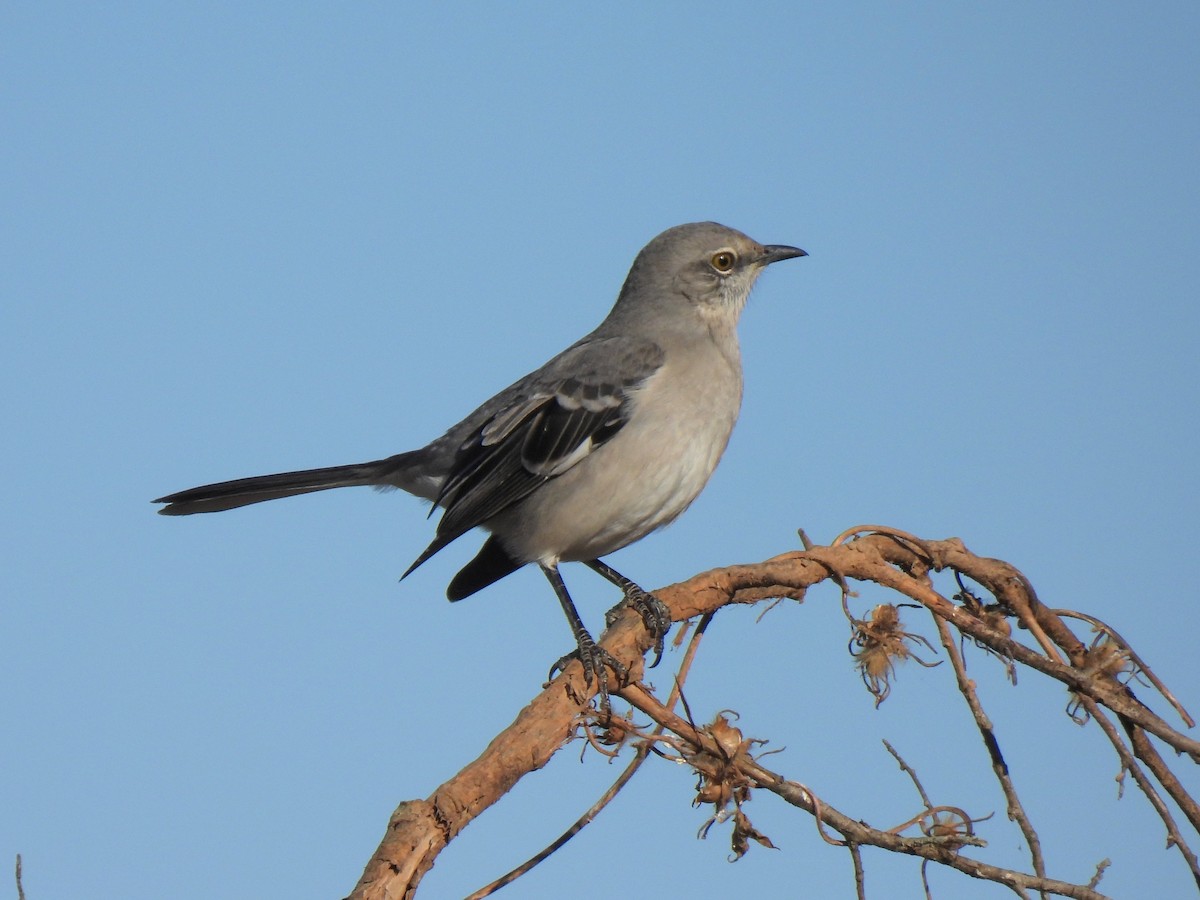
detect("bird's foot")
[605,584,672,669]
[548,631,628,702]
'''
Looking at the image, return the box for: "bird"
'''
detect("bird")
[155,221,806,691]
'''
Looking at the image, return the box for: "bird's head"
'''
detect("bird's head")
[610,222,806,330]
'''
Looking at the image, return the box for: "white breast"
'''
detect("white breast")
[492,332,744,565]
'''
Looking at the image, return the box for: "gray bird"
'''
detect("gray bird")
[155,222,806,689]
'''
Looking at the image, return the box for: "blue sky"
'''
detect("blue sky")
[3,4,1198,898]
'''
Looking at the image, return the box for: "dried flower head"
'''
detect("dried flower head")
[1067,635,1138,723]
[691,712,776,860]
[849,604,940,706]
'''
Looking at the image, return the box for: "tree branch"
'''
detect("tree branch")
[347,529,1197,899]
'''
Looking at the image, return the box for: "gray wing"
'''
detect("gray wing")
[402,336,665,576]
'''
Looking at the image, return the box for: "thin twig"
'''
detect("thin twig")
[830,525,932,562]
[848,841,866,900]
[1088,859,1111,890]
[462,740,647,900]
[883,739,934,810]
[931,613,1048,894]
[1072,694,1200,888]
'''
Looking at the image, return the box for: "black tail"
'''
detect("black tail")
[154,453,424,515]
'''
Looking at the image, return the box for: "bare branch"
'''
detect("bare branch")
[1072,693,1200,887]
[620,682,1109,900]
[464,612,717,898]
[347,530,1195,899]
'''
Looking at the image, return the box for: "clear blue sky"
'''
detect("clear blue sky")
[4,4,1198,898]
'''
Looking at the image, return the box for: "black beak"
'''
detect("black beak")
[759,244,808,266]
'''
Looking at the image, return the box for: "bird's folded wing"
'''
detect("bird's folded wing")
[402,337,664,575]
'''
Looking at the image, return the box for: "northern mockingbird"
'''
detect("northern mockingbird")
[155,222,805,690]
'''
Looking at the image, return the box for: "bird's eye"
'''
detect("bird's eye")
[710,250,736,273]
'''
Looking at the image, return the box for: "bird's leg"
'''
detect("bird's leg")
[541,564,627,696]
[586,559,672,669]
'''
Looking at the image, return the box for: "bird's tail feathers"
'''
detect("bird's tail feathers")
[154,450,433,515]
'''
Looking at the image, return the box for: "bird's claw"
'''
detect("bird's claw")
[548,634,629,703]
[605,585,671,669]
